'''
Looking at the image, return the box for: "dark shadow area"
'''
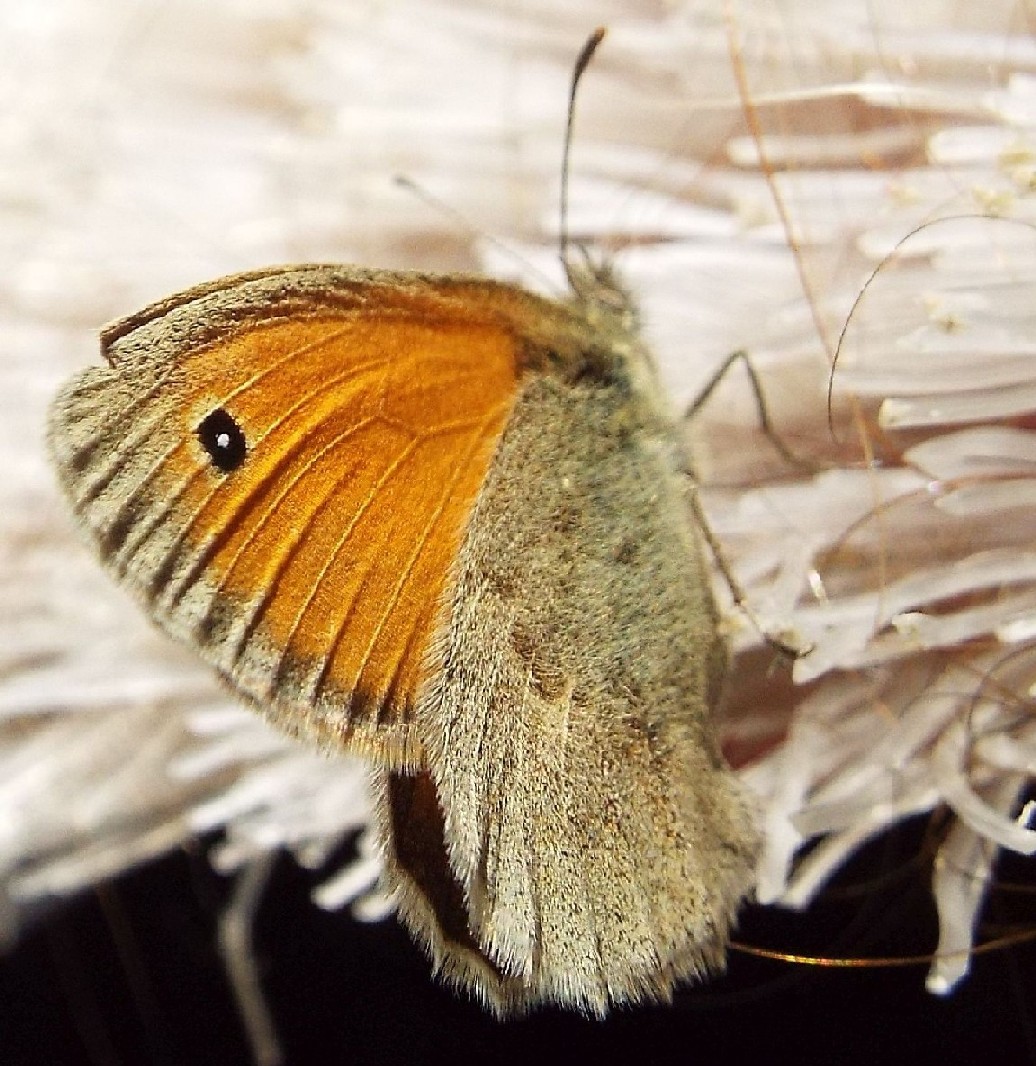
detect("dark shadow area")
[1,819,1033,1065]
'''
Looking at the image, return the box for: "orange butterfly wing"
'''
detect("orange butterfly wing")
[49,267,528,766]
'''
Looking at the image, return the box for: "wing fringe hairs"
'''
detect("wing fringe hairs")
[1,0,1034,1038]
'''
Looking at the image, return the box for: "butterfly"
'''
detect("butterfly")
[46,32,760,1019]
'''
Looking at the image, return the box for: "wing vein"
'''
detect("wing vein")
[315,398,513,702]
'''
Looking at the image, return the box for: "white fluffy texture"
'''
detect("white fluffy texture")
[1,0,1033,1000]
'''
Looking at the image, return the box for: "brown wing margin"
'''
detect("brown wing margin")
[50,267,540,768]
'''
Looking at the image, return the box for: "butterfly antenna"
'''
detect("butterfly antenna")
[560,27,606,290]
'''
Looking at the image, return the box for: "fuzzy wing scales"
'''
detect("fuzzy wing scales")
[47,267,522,768]
[387,372,760,1014]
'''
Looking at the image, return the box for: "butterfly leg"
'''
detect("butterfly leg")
[682,349,815,658]
[684,483,811,659]
[683,348,818,472]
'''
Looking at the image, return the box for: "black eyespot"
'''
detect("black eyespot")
[196,408,247,473]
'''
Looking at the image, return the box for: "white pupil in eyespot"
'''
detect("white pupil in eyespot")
[216,432,231,449]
